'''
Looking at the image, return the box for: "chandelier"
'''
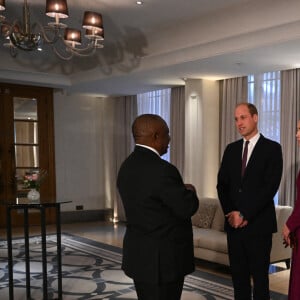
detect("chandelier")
[0,0,104,60]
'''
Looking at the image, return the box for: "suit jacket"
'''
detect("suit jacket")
[217,134,283,235]
[117,146,199,283]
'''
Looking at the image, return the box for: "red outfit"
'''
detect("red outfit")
[286,173,300,300]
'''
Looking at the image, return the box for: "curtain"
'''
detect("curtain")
[112,95,137,222]
[15,122,37,168]
[170,86,185,175]
[279,69,300,206]
[137,89,171,161]
[248,72,281,143]
[220,77,248,158]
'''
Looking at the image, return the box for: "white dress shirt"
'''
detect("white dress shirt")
[243,132,260,165]
[135,144,160,157]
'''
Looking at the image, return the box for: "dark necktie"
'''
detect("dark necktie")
[241,140,249,177]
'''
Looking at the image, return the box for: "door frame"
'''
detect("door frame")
[0,83,56,227]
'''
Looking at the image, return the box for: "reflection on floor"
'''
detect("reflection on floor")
[0,221,290,296]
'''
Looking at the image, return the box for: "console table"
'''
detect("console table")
[2,200,71,300]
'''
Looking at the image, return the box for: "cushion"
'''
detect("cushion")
[191,201,217,228]
[211,204,225,231]
[192,227,228,253]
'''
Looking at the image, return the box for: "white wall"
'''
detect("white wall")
[54,82,220,212]
[53,91,114,212]
[184,79,220,198]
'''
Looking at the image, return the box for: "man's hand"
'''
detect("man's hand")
[282,223,290,247]
[184,183,197,193]
[226,211,247,228]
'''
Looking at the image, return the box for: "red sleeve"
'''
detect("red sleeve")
[286,174,300,232]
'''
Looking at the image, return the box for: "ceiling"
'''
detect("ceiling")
[1,0,300,96]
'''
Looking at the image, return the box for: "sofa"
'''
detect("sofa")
[192,197,293,267]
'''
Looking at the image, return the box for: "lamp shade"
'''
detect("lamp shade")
[46,0,69,19]
[0,0,5,11]
[64,28,81,45]
[85,28,104,40]
[82,11,102,30]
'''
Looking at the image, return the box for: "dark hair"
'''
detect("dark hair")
[237,102,258,116]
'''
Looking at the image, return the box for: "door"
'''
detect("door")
[0,83,56,227]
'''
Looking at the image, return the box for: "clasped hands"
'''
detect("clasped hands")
[226,211,248,228]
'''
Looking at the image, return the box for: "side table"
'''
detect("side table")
[3,200,71,300]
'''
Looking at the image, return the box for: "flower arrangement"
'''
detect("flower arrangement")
[23,169,47,191]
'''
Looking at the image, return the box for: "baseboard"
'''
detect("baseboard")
[61,209,113,224]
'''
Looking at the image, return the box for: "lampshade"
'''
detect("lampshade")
[0,0,5,11]
[64,28,81,45]
[46,0,69,19]
[82,11,102,30]
[85,28,104,40]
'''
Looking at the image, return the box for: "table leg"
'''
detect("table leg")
[56,204,63,300]
[40,206,48,300]
[6,206,13,300]
[24,207,31,300]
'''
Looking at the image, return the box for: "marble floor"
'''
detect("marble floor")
[0,220,290,296]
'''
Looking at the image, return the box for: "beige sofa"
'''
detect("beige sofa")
[192,197,293,267]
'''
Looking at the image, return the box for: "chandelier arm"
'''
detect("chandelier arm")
[68,47,97,57]
[63,40,93,52]
[36,23,60,44]
[9,45,17,57]
[52,45,73,60]
[63,40,100,56]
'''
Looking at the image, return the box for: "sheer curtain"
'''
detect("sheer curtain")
[248,72,280,143]
[137,89,171,161]
[220,77,248,157]
[170,86,185,174]
[248,72,281,204]
[279,69,300,206]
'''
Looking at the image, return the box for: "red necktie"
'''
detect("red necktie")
[241,141,249,177]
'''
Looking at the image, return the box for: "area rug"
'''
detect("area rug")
[0,234,287,300]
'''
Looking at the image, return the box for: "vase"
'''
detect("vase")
[27,188,40,202]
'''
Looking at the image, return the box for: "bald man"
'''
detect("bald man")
[117,114,199,300]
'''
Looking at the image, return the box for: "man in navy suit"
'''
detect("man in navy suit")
[217,103,283,300]
[117,114,199,300]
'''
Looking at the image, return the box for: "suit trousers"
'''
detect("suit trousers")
[134,278,184,300]
[227,232,272,300]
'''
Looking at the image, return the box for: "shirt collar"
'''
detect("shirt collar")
[244,132,260,145]
[136,144,160,157]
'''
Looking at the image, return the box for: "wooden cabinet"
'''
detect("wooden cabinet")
[0,83,56,227]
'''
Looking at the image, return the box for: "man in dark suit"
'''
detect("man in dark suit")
[217,103,283,300]
[117,114,199,300]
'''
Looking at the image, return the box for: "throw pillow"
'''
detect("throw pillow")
[211,205,225,231]
[192,202,217,229]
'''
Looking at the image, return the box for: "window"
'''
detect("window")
[248,72,281,204]
[137,89,171,161]
[248,72,281,143]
